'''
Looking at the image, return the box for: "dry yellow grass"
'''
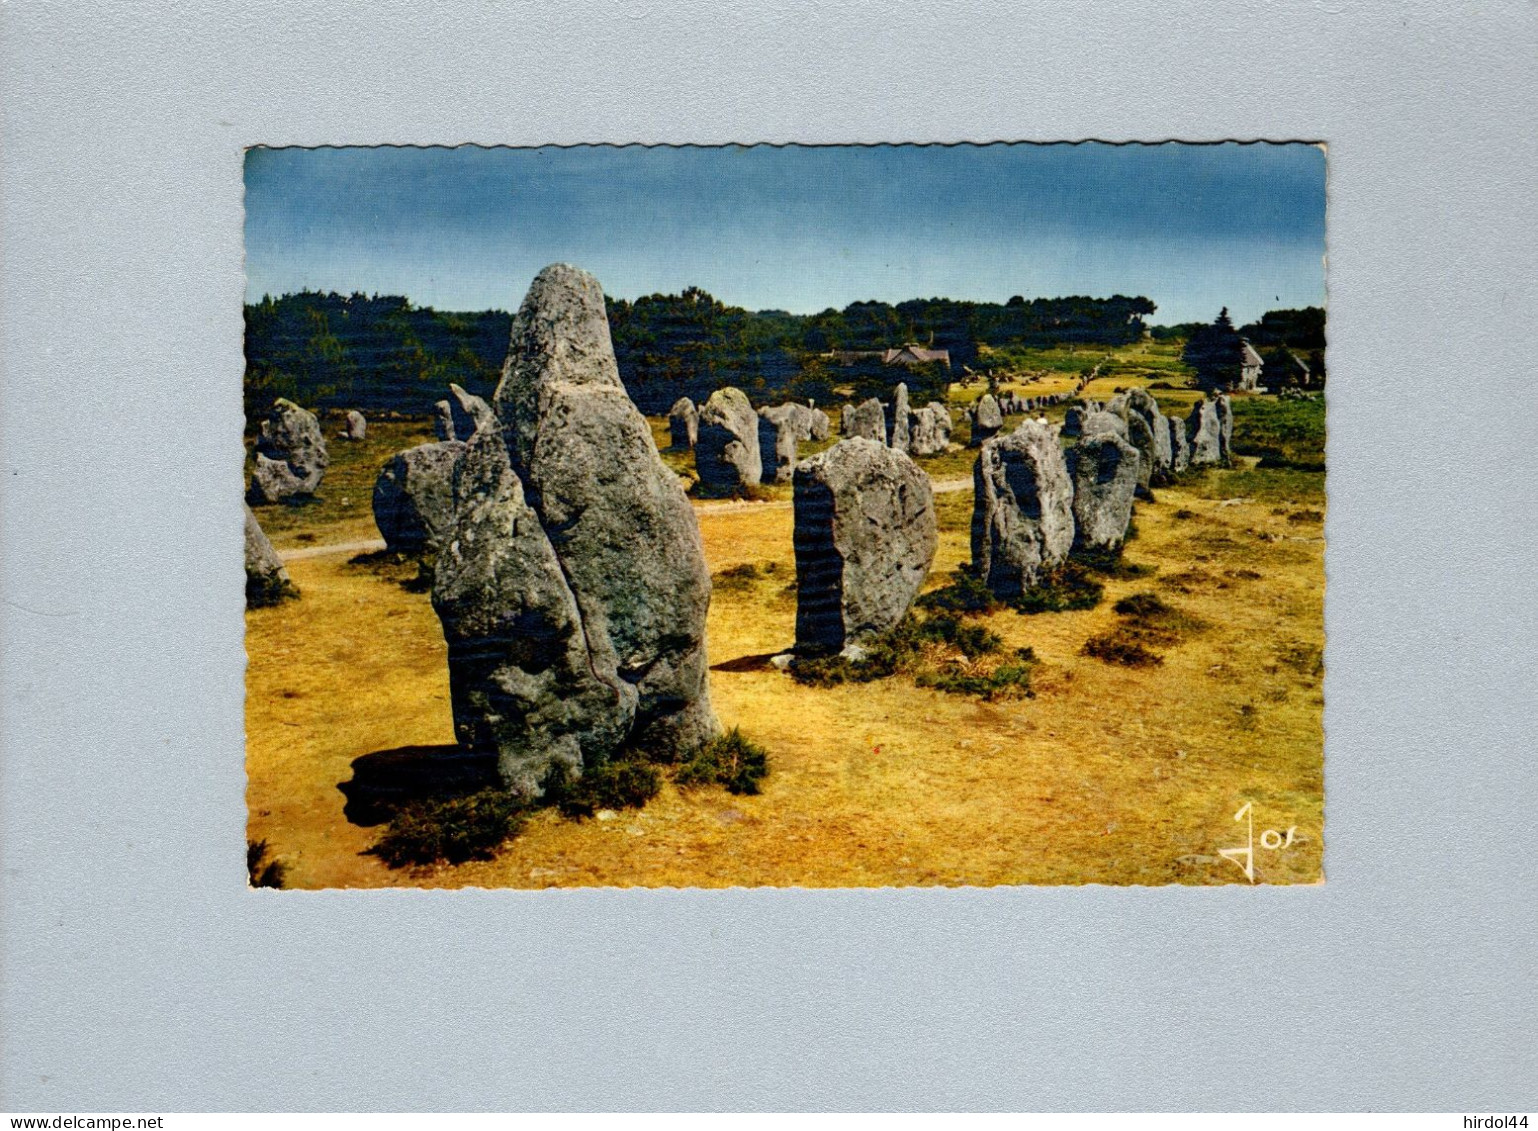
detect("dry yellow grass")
[247,442,1325,889]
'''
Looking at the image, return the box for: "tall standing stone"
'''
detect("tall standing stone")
[970,394,1003,446]
[844,397,887,444]
[908,402,953,456]
[493,263,718,757]
[433,400,455,441]
[1187,398,1224,467]
[887,382,911,452]
[695,386,762,496]
[248,398,329,504]
[244,503,297,607]
[668,396,698,450]
[757,404,802,484]
[1215,393,1234,463]
[1063,405,1087,437]
[971,421,1075,597]
[793,438,937,655]
[1123,388,1172,485]
[1167,415,1191,474]
[447,382,494,440]
[1067,418,1140,554]
[431,427,625,795]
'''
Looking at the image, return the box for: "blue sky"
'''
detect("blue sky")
[244,143,1325,326]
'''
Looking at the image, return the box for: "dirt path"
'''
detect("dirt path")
[279,477,975,562]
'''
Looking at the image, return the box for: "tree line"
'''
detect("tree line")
[245,288,1161,417]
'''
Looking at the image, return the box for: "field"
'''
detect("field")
[246,378,1325,888]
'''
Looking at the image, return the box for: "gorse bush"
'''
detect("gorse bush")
[916,570,1001,616]
[246,839,288,888]
[548,758,662,819]
[676,727,771,795]
[366,788,527,868]
[1014,562,1105,614]
[790,611,1032,700]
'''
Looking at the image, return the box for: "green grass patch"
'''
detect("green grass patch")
[1229,396,1326,471]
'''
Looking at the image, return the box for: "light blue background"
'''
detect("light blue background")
[1,0,1535,1112]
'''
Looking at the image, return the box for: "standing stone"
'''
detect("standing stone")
[1063,405,1086,437]
[971,421,1075,597]
[1215,393,1234,462]
[1167,415,1191,474]
[343,410,367,441]
[373,441,467,554]
[695,386,762,496]
[840,403,855,435]
[447,383,494,440]
[757,404,802,485]
[844,397,887,444]
[244,503,297,607]
[1067,420,1140,554]
[668,396,698,450]
[804,406,831,442]
[793,438,937,656]
[1122,389,1172,484]
[433,400,455,441]
[248,398,329,504]
[971,394,1004,446]
[887,382,911,452]
[493,263,718,757]
[1187,399,1224,467]
[908,402,953,457]
[431,427,624,795]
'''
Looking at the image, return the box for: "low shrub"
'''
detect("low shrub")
[1287,509,1324,524]
[675,727,771,795]
[1083,630,1164,668]
[712,562,768,593]
[549,759,661,819]
[245,574,300,609]
[246,839,288,888]
[365,788,527,868]
[916,648,1037,701]
[916,570,1001,616]
[1015,562,1105,614]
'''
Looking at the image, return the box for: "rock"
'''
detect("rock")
[1111,390,1162,495]
[248,398,328,504]
[430,428,623,795]
[804,406,831,442]
[971,421,1075,597]
[695,386,762,496]
[373,441,467,554]
[1187,399,1223,467]
[1063,405,1086,437]
[908,402,953,457]
[1082,409,1128,439]
[342,410,367,441]
[844,397,887,444]
[447,383,495,439]
[433,400,455,441]
[1215,393,1234,462]
[244,503,296,607]
[1167,415,1190,474]
[757,403,802,484]
[793,438,937,655]
[668,396,698,449]
[887,382,911,452]
[493,262,718,758]
[840,403,855,435]
[1067,419,1140,554]
[971,394,1004,446]
[1123,388,1172,485]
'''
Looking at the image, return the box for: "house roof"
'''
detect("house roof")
[1240,340,1264,367]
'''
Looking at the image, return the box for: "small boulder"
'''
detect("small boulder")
[971,421,1075,597]
[1063,405,1086,437]
[373,441,467,554]
[248,398,328,504]
[793,438,937,655]
[244,503,297,607]
[669,396,698,450]
[695,386,763,496]
[970,394,1003,446]
[844,397,887,444]
[342,410,367,441]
